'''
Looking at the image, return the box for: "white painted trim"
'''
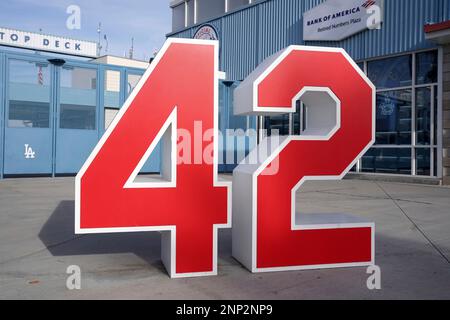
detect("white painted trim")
[194,0,198,25]
[184,1,188,28]
[75,38,232,278]
[123,107,177,189]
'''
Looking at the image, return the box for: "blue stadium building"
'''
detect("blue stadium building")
[1,0,450,186]
[168,0,450,184]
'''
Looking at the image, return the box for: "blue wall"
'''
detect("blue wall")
[0,49,153,177]
[169,0,450,81]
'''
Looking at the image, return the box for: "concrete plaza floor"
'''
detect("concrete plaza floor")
[0,176,449,299]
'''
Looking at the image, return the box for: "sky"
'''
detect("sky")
[0,0,172,61]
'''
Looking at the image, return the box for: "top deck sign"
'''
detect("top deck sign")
[0,27,98,58]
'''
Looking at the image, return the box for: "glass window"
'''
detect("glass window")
[60,67,97,130]
[264,114,289,136]
[416,87,431,145]
[8,101,50,128]
[104,70,121,109]
[362,148,412,175]
[292,100,307,135]
[375,90,412,145]
[8,60,50,128]
[368,55,412,89]
[187,0,195,26]
[355,51,439,177]
[127,73,142,97]
[172,3,186,31]
[416,148,431,176]
[416,51,438,85]
[292,101,301,135]
[356,62,365,73]
[228,0,249,11]
[197,0,225,23]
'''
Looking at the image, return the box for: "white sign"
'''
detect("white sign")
[0,27,97,58]
[303,0,383,41]
[194,25,218,41]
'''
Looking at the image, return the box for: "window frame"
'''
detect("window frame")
[7,58,52,129]
[58,65,98,131]
[260,48,442,178]
[357,49,440,178]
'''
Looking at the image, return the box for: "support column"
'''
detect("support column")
[443,45,450,185]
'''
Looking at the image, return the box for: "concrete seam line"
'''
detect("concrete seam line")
[318,191,434,205]
[0,235,85,266]
[375,182,450,265]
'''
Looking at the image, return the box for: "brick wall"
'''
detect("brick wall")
[443,45,450,185]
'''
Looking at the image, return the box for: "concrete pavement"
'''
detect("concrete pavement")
[0,176,449,299]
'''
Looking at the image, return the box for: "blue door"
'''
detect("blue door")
[3,58,53,175]
[55,65,98,174]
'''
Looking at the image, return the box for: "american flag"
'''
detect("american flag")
[37,66,43,86]
[362,0,376,8]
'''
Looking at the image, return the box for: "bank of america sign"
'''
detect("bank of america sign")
[303,0,384,41]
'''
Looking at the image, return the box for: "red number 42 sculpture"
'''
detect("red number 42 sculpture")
[75,38,375,278]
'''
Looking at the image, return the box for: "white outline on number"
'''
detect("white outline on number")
[233,46,376,273]
[75,38,232,278]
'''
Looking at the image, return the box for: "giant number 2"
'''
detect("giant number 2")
[232,46,376,272]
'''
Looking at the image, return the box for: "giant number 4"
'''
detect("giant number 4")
[75,39,231,278]
[232,46,376,272]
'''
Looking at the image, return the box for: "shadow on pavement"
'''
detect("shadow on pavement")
[38,201,235,276]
